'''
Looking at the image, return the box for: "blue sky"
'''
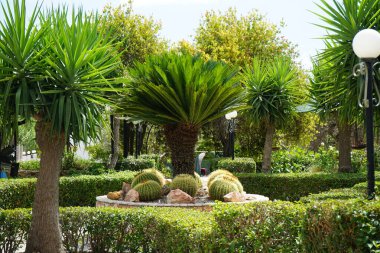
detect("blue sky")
[5,0,333,68]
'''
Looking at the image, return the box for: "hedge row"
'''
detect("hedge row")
[216,157,256,173]
[237,172,371,201]
[1,200,379,253]
[0,171,135,209]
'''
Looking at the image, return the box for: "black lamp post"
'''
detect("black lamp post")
[352,28,380,199]
[225,111,238,160]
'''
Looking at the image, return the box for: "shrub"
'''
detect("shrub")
[171,174,198,197]
[216,157,256,173]
[118,157,155,171]
[0,171,136,209]
[133,180,162,201]
[271,147,314,173]
[131,171,163,188]
[237,172,370,200]
[19,160,40,171]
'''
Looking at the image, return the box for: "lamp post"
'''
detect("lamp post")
[352,28,380,200]
[225,111,238,160]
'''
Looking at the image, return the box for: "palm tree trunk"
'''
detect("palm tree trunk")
[164,123,199,176]
[262,123,275,173]
[25,121,65,253]
[108,116,120,169]
[337,121,353,172]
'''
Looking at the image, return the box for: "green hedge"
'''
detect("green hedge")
[1,200,380,252]
[216,157,256,173]
[118,157,155,171]
[0,171,135,209]
[237,172,370,200]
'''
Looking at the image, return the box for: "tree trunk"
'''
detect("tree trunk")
[337,121,353,173]
[262,123,275,173]
[25,121,65,253]
[213,118,229,157]
[164,123,199,176]
[108,117,120,169]
[123,119,129,158]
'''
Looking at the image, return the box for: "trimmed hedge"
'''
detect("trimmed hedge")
[1,200,380,252]
[0,171,135,209]
[216,157,256,173]
[118,157,155,171]
[237,172,370,200]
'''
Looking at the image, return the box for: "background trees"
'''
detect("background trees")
[311,0,380,172]
[243,57,305,172]
[0,1,120,251]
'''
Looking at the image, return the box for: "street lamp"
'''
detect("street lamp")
[225,110,238,160]
[352,28,380,200]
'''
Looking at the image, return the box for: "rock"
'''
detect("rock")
[223,192,246,202]
[161,184,171,196]
[124,189,139,202]
[107,191,122,200]
[245,194,269,202]
[167,189,195,204]
[122,182,131,198]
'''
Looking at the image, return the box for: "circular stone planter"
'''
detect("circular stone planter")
[96,194,269,211]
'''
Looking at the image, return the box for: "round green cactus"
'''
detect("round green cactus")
[133,180,162,201]
[171,174,198,197]
[194,172,202,189]
[207,169,233,188]
[131,171,163,188]
[208,179,239,201]
[209,174,244,193]
[143,168,166,186]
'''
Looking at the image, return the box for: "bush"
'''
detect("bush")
[19,160,40,171]
[237,172,370,200]
[0,171,136,209]
[271,147,315,173]
[118,157,155,171]
[216,157,256,173]
[1,200,380,252]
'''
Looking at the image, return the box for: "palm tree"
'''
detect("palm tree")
[0,1,120,252]
[312,0,380,172]
[120,52,244,176]
[243,57,304,173]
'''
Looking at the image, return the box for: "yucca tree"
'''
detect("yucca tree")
[0,1,120,252]
[121,52,244,175]
[243,57,304,173]
[313,0,380,172]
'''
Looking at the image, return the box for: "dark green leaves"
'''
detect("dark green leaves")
[121,52,244,126]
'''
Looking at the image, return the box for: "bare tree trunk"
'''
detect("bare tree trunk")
[337,121,353,173]
[164,123,199,176]
[108,117,120,169]
[25,121,65,253]
[213,118,229,157]
[262,123,275,173]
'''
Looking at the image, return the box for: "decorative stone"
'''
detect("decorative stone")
[245,194,269,202]
[124,189,139,202]
[107,191,122,200]
[223,192,246,202]
[161,184,171,196]
[122,182,131,198]
[167,189,195,204]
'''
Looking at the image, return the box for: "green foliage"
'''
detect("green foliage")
[119,157,155,171]
[213,201,305,252]
[237,172,371,200]
[131,171,163,188]
[0,171,136,209]
[133,180,162,201]
[100,3,167,67]
[207,169,233,188]
[171,174,198,197]
[216,157,256,173]
[243,57,305,127]
[121,51,244,126]
[195,8,297,66]
[271,147,315,173]
[19,160,40,171]
[208,179,239,201]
